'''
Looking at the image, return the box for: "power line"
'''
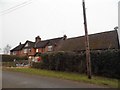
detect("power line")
[0,0,33,15]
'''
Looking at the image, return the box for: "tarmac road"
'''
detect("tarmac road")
[2,71,107,88]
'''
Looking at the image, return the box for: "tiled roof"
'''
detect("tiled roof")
[35,40,49,48]
[10,40,35,51]
[35,37,63,48]
[11,37,63,51]
[23,40,35,49]
[58,30,119,51]
[11,30,119,52]
[10,44,24,52]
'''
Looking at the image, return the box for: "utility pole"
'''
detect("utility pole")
[82,0,92,79]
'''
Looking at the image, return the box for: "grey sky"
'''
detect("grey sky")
[118,1,120,45]
[0,0,119,53]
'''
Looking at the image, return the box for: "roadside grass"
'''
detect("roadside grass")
[3,67,118,88]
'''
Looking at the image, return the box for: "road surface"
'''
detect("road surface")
[2,71,107,88]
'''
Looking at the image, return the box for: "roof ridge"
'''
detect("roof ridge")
[67,30,117,40]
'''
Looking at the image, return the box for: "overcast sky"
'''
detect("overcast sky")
[0,0,119,53]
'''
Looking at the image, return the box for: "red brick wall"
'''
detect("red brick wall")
[36,48,44,53]
[45,46,48,52]
[28,48,36,56]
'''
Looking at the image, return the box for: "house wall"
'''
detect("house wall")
[45,45,54,52]
[28,48,36,56]
[45,46,48,52]
[36,48,45,53]
[11,48,38,57]
[20,49,26,56]
[38,48,42,53]
[11,50,24,56]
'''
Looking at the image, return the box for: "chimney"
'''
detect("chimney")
[19,42,21,45]
[63,34,67,40]
[35,36,41,43]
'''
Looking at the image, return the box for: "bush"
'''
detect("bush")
[2,55,28,62]
[32,51,86,73]
[32,62,44,69]
[91,49,120,79]
[32,49,120,79]
[2,62,16,67]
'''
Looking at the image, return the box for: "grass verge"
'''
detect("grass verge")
[3,67,118,88]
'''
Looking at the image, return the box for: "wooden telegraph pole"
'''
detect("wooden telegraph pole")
[82,0,92,79]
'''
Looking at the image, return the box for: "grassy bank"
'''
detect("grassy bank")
[3,67,118,88]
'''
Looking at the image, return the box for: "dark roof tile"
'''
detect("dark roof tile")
[23,40,35,49]
[58,30,119,51]
[35,37,63,48]
[10,44,24,52]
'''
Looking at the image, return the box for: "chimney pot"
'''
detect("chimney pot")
[63,35,67,40]
[35,36,41,43]
[19,42,21,45]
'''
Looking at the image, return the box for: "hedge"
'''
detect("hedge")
[91,49,120,79]
[32,49,120,79]
[2,55,28,62]
[2,62,16,67]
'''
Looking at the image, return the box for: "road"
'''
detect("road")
[2,71,107,88]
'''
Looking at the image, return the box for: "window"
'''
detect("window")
[28,49,31,52]
[24,49,27,53]
[48,46,53,51]
[13,51,16,55]
[36,49,38,52]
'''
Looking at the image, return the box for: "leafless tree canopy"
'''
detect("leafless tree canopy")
[4,44,11,54]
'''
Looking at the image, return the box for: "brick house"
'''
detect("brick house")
[10,42,24,56]
[34,37,66,53]
[10,41,35,57]
[10,30,119,58]
[22,40,35,56]
[10,35,67,58]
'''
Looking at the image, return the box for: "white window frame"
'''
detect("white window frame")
[24,49,27,53]
[48,45,53,52]
[36,49,38,52]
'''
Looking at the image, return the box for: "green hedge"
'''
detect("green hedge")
[2,55,28,62]
[32,50,120,79]
[2,62,16,67]
[40,52,86,73]
[91,49,120,79]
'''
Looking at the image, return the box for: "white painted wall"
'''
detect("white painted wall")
[118,1,120,46]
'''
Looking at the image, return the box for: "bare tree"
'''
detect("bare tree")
[3,44,11,54]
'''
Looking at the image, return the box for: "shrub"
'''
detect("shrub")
[2,62,16,67]
[2,55,28,62]
[91,49,120,78]
[32,51,86,73]
[32,62,44,69]
[32,49,120,79]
